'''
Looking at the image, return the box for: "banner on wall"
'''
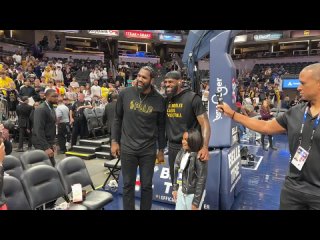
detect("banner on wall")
[50,30,79,33]
[290,30,320,38]
[124,30,153,39]
[254,33,282,41]
[159,34,182,42]
[88,30,119,36]
[282,79,300,89]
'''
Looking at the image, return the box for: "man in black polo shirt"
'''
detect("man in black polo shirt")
[164,71,211,184]
[218,63,320,210]
[69,93,92,147]
[111,66,166,210]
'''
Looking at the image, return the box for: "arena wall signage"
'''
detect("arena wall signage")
[253,33,282,41]
[282,79,300,89]
[88,30,119,36]
[124,30,153,39]
[159,34,182,42]
[290,30,320,38]
[234,34,247,43]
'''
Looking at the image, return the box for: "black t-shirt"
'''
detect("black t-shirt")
[71,101,91,119]
[112,86,166,153]
[276,102,320,196]
[166,89,206,145]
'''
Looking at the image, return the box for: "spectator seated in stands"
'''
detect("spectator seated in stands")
[281,95,291,109]
[242,98,257,118]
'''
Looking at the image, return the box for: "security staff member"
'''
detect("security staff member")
[69,93,92,146]
[32,89,58,166]
[218,63,320,210]
[103,93,118,135]
[16,96,33,152]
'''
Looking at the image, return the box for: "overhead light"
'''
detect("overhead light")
[66,36,92,40]
[119,40,146,44]
[278,40,309,44]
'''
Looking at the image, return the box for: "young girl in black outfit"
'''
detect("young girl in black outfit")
[172,128,208,210]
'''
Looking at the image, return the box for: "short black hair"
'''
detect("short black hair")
[141,66,155,79]
[45,89,56,97]
[187,128,203,152]
[21,96,29,102]
[165,71,181,80]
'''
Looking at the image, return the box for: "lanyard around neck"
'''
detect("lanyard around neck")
[45,101,55,115]
[299,105,320,151]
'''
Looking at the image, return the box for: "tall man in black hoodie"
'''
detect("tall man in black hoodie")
[111,66,166,210]
[164,71,211,184]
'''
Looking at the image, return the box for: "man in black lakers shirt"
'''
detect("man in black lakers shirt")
[164,71,211,184]
[111,66,166,210]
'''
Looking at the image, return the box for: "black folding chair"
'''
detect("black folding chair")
[102,158,121,189]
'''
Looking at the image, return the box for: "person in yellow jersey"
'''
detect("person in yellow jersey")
[101,82,110,100]
[0,70,15,97]
[42,66,53,84]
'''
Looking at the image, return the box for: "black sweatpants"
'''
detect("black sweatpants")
[18,127,32,149]
[57,122,70,152]
[71,118,88,146]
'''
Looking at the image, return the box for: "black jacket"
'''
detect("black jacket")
[32,102,56,150]
[173,149,208,208]
[16,103,33,128]
[0,165,6,207]
[103,101,116,135]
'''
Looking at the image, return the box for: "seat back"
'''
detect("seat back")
[20,165,66,209]
[3,176,31,210]
[93,107,104,127]
[19,150,53,170]
[56,156,94,194]
[3,155,24,180]
[84,108,100,131]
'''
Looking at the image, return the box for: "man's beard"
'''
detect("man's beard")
[165,85,178,99]
[136,81,151,93]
